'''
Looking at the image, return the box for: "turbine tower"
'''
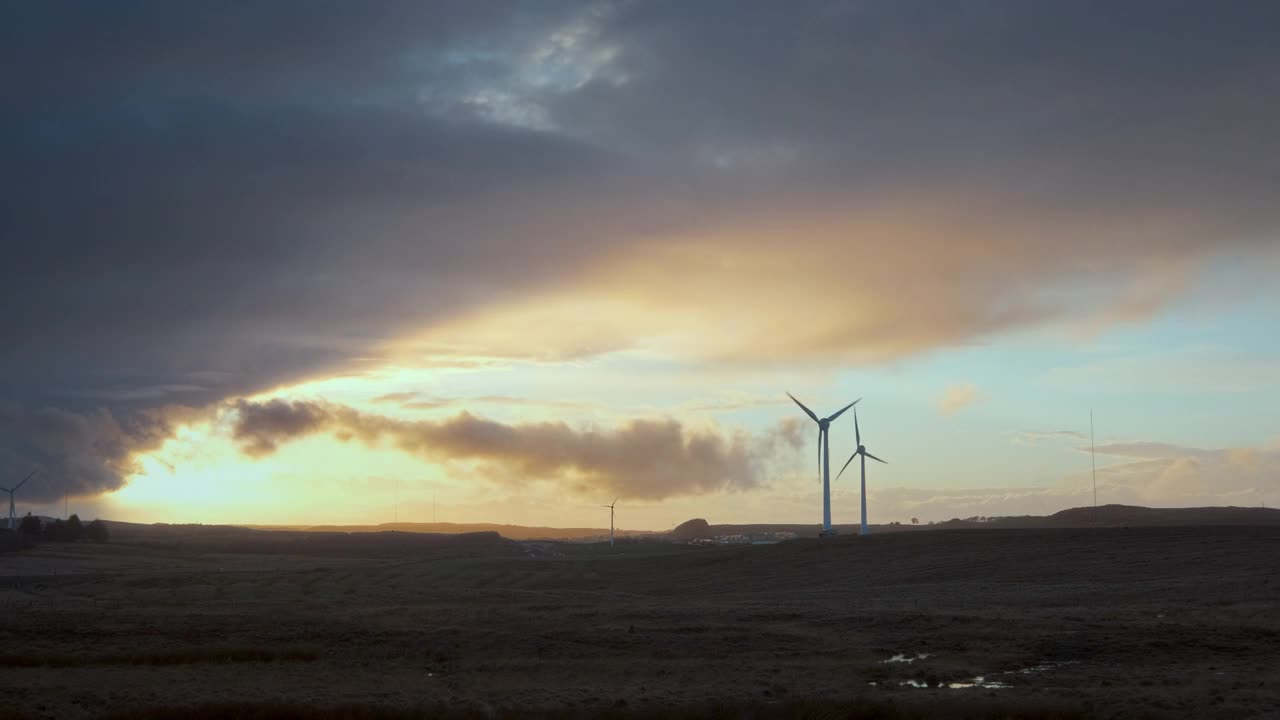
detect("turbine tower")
[836,407,887,536]
[1,471,37,531]
[788,393,859,537]
[602,498,618,546]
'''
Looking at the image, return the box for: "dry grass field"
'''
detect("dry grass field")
[1,526,1277,719]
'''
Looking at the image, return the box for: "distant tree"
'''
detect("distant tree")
[18,513,41,535]
[86,519,109,543]
[45,518,66,541]
[911,517,919,525]
[66,514,85,542]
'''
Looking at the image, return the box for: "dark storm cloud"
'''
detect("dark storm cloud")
[3,1,1278,498]
[231,398,331,458]
[552,0,1280,215]
[2,1,627,496]
[2,1,579,104]
[0,404,194,501]
[230,399,798,499]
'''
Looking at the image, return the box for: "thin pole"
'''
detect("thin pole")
[1090,410,1097,509]
[394,478,398,524]
[822,428,832,533]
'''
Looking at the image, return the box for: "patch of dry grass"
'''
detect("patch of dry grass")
[90,698,1089,720]
[0,645,319,668]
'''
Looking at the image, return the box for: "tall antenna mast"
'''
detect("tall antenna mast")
[394,477,398,524]
[1090,409,1097,509]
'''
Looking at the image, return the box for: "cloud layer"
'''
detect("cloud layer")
[3,2,1278,498]
[0,404,192,501]
[231,400,803,500]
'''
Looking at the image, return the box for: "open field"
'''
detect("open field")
[1,526,1277,718]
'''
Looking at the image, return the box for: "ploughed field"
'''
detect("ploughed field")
[1,526,1277,719]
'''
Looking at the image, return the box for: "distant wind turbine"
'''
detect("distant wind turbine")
[1090,410,1098,510]
[836,407,887,536]
[788,392,860,536]
[1,471,37,531]
[602,498,618,546]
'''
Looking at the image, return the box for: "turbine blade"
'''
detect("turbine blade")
[817,428,823,484]
[613,498,619,507]
[836,451,858,481]
[864,451,888,464]
[825,398,861,423]
[854,406,861,446]
[13,470,35,491]
[787,392,819,423]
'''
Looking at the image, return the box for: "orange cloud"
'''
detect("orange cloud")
[938,383,981,416]
[230,399,802,500]
[389,193,1272,369]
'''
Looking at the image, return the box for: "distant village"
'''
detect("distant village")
[687,531,799,545]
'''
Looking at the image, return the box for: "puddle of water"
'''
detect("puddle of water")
[882,652,931,664]
[947,676,1010,689]
[1009,660,1080,676]
[895,675,1011,690]
[889,659,1076,691]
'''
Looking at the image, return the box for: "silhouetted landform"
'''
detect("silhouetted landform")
[247,521,653,541]
[65,505,1278,553]
[694,504,1280,539]
[98,520,516,558]
[671,517,712,540]
[1046,504,1280,527]
[238,504,1280,541]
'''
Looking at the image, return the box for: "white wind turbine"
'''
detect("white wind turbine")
[2,471,37,531]
[602,498,618,546]
[788,393,860,536]
[836,406,887,536]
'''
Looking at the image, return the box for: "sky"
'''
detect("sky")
[3,1,1279,530]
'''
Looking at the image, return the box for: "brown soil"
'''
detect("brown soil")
[1,526,1276,718]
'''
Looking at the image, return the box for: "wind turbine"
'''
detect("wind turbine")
[601,498,618,546]
[836,407,887,536]
[788,392,860,536]
[1,471,37,531]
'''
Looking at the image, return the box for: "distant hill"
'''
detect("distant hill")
[88,504,1280,547]
[98,519,636,543]
[98,519,517,558]
[920,504,1280,530]
[693,505,1280,538]
[672,518,712,540]
[247,521,653,541]
[1046,504,1280,527]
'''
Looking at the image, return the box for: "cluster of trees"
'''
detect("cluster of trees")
[16,513,109,543]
